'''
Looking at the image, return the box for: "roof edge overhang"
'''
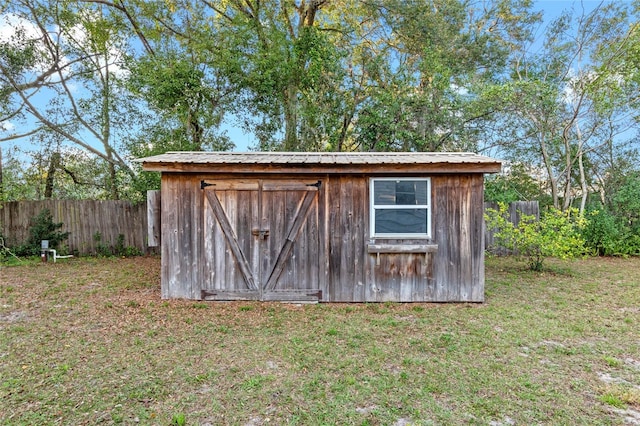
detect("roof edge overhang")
[136,152,502,174]
[140,162,502,174]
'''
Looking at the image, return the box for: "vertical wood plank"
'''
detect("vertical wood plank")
[188,176,202,299]
[431,174,486,302]
[327,175,368,302]
[161,174,177,298]
[470,175,485,301]
[318,175,329,301]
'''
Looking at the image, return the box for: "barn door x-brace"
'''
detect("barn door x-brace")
[201,179,322,301]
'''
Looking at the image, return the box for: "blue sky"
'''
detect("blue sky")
[0,0,633,155]
[228,0,623,151]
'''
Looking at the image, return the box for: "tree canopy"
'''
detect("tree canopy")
[0,0,638,207]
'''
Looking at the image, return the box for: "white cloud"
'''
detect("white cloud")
[0,12,60,77]
[1,121,16,132]
[0,13,41,44]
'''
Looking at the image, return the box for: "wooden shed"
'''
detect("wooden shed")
[138,152,501,302]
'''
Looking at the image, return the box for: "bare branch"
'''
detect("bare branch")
[0,60,133,175]
[0,126,45,142]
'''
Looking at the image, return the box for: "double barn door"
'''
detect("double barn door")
[201,179,322,301]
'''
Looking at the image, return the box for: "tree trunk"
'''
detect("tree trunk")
[44,152,61,199]
[283,84,298,150]
[0,146,3,201]
[575,121,588,215]
[538,130,559,208]
[101,49,119,200]
[336,110,355,152]
[281,1,326,151]
[578,151,588,215]
[561,123,574,211]
[107,153,118,200]
[598,174,606,205]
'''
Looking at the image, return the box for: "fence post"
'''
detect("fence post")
[147,190,161,247]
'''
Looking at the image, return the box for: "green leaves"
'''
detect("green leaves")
[2,0,639,204]
[486,203,586,271]
[484,164,544,204]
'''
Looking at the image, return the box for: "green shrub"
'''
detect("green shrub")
[582,208,640,256]
[93,232,113,257]
[16,209,70,256]
[609,172,640,234]
[114,234,142,257]
[485,203,586,271]
[92,232,142,257]
[582,209,622,256]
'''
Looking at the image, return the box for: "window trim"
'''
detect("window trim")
[369,177,432,239]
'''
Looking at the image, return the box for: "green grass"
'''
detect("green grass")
[0,256,639,424]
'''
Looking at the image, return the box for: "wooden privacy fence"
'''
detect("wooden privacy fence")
[484,201,540,254]
[0,199,149,255]
[1,198,537,257]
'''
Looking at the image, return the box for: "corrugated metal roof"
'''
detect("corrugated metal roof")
[136,151,501,166]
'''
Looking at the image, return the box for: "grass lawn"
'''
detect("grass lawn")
[0,255,639,425]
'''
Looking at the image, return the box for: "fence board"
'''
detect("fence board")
[0,199,151,255]
[484,201,540,254]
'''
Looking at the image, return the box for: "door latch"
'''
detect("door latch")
[252,229,270,239]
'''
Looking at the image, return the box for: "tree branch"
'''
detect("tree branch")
[0,61,134,176]
[0,126,45,142]
[80,0,155,55]
[201,0,234,22]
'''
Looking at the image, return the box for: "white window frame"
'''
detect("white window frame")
[370,177,431,239]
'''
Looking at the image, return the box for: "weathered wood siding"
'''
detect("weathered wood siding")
[324,174,484,302]
[160,173,203,299]
[0,199,148,255]
[431,174,486,302]
[324,174,436,302]
[160,174,323,301]
[366,245,436,302]
[326,175,369,301]
[147,191,161,247]
[160,172,487,302]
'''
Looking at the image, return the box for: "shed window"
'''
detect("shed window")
[370,178,431,238]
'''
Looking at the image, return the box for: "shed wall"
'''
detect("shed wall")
[159,172,485,302]
[325,174,484,302]
[431,174,485,301]
[326,175,369,301]
[161,173,205,299]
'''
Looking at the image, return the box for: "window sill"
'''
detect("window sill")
[367,243,438,254]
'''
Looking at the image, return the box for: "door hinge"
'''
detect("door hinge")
[201,180,214,190]
[307,181,322,189]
